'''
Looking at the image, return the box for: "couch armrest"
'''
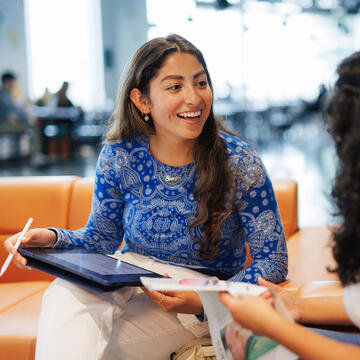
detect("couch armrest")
[272,179,298,241]
[296,280,343,298]
[284,226,339,290]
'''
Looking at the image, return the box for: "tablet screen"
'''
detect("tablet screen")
[47,252,139,275]
[18,247,161,287]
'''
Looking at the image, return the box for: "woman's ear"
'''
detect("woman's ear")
[130,88,150,113]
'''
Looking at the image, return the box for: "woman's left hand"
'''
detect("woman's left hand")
[142,287,204,315]
[220,293,281,337]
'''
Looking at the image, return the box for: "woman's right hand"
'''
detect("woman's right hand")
[258,277,302,322]
[3,229,57,270]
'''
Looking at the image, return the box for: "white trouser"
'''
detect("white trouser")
[35,252,211,360]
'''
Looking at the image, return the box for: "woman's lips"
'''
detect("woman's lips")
[177,110,202,124]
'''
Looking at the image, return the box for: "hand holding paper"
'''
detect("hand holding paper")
[257,277,302,322]
[141,276,297,360]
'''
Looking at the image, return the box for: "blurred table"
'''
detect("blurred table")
[33,106,83,161]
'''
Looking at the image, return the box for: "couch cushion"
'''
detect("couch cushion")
[68,177,94,230]
[0,336,36,360]
[0,287,46,337]
[0,176,78,234]
[0,285,48,360]
[0,281,50,312]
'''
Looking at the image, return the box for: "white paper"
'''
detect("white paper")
[141,277,298,360]
[140,277,268,295]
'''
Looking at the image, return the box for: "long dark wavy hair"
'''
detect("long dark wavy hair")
[105,34,233,262]
[326,51,360,285]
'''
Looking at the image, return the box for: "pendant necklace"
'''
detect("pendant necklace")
[164,173,179,182]
[163,162,194,182]
[149,139,192,182]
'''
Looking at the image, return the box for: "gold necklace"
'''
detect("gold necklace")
[164,173,179,182]
[163,162,194,182]
[149,138,192,182]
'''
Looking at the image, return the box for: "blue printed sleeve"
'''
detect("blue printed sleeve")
[53,144,125,253]
[229,147,288,284]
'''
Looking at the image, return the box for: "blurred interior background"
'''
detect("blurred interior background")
[1,0,359,228]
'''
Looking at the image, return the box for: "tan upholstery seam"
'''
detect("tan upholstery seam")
[0,285,48,315]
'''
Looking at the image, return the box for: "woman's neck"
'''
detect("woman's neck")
[149,135,195,166]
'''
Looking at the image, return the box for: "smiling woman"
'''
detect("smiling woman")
[130,52,212,166]
[4,34,287,360]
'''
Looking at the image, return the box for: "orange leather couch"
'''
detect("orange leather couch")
[0,176,339,360]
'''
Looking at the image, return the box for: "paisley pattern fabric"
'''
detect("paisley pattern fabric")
[54,132,288,284]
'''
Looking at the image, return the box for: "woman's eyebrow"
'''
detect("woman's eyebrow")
[160,70,206,83]
[194,70,206,79]
[160,75,183,83]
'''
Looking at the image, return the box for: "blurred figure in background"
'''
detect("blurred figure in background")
[35,87,52,107]
[0,71,28,124]
[55,81,73,107]
[0,71,49,167]
[35,81,74,109]
[34,81,82,161]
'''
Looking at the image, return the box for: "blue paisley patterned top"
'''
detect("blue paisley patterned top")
[54,131,288,284]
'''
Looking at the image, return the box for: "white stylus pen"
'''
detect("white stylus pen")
[0,217,33,277]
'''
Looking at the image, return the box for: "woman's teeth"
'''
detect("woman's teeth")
[178,111,201,118]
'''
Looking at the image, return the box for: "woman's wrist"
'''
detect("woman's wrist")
[263,311,285,338]
[47,228,58,247]
[188,291,204,315]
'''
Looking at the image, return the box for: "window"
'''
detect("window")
[24,0,105,111]
[147,0,360,106]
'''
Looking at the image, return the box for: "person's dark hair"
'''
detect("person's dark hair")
[105,34,233,261]
[1,71,16,84]
[326,51,360,285]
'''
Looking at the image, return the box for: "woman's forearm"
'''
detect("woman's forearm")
[298,296,351,325]
[269,315,360,360]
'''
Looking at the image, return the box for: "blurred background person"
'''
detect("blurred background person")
[0,71,48,167]
[0,71,28,124]
[35,87,52,107]
[34,81,83,162]
[54,81,74,107]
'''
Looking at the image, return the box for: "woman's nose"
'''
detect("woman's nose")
[184,86,201,105]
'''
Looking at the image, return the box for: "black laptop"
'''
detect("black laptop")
[18,247,162,293]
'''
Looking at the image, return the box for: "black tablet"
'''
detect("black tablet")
[18,247,162,293]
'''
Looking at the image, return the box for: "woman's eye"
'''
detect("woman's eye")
[167,84,181,90]
[198,80,208,87]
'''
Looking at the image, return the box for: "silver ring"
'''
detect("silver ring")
[159,293,165,305]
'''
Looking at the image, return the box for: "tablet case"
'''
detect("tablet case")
[18,247,162,293]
